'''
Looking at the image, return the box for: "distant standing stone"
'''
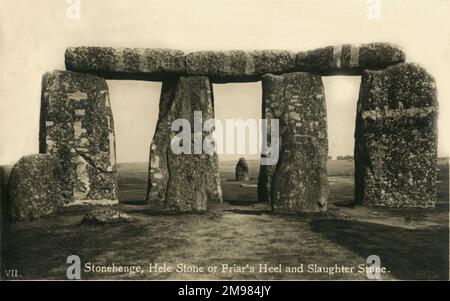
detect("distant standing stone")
[8,154,63,221]
[235,158,250,181]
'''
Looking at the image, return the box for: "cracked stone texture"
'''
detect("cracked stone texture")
[355,63,438,207]
[65,47,186,80]
[40,71,118,205]
[235,158,250,181]
[258,72,329,213]
[147,76,222,212]
[296,42,405,75]
[186,50,296,82]
[7,154,63,220]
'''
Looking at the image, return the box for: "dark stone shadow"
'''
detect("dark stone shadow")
[331,201,356,208]
[223,209,272,215]
[225,200,261,206]
[310,219,449,280]
[120,200,146,206]
[124,208,209,217]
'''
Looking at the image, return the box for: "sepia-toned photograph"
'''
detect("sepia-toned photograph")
[0,0,449,286]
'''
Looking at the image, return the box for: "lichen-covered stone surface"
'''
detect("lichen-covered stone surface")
[186,50,296,82]
[40,70,118,206]
[296,43,405,75]
[258,72,328,213]
[82,208,132,224]
[235,158,250,181]
[65,47,186,80]
[355,63,438,207]
[147,76,222,212]
[7,154,63,220]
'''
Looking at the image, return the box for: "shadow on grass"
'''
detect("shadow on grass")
[310,219,449,280]
[2,220,158,279]
[124,208,212,217]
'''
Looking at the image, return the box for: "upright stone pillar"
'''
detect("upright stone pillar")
[147,76,222,212]
[40,71,118,206]
[355,63,438,207]
[146,78,178,207]
[258,72,329,213]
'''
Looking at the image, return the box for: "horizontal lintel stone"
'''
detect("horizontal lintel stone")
[185,50,296,82]
[65,47,186,80]
[296,42,406,75]
[64,43,406,81]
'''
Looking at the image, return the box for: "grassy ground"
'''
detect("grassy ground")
[1,159,448,280]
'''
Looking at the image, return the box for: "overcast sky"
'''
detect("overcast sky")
[1,0,449,164]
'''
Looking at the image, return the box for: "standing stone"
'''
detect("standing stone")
[7,154,63,220]
[40,71,118,206]
[258,72,328,213]
[147,76,222,212]
[146,78,178,207]
[355,63,438,207]
[235,158,250,181]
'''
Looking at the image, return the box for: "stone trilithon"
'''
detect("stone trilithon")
[6,43,438,220]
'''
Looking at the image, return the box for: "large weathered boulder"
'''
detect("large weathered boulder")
[235,158,250,181]
[147,76,222,212]
[65,47,186,80]
[82,208,131,224]
[7,154,63,220]
[258,72,329,213]
[40,71,118,206]
[296,42,405,75]
[186,50,296,82]
[355,63,438,207]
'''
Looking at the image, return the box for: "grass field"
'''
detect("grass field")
[1,159,448,280]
